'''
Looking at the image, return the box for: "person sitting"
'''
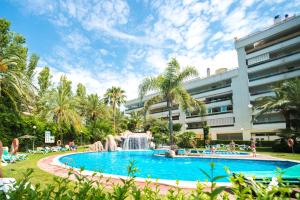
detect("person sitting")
[229,140,235,152]
[69,141,77,151]
[10,138,19,155]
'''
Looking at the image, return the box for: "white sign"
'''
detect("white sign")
[45,131,55,143]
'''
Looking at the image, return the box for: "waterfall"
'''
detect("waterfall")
[122,133,150,150]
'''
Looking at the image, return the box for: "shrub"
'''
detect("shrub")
[272,139,300,153]
[1,162,298,199]
[176,131,196,148]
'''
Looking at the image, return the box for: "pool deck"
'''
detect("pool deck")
[37,151,299,193]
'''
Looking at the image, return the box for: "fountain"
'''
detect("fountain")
[122,131,151,150]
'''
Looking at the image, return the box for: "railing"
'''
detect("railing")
[246,30,300,54]
[189,85,231,96]
[205,97,231,104]
[186,111,233,118]
[253,120,285,125]
[250,90,273,96]
[125,105,144,111]
[247,50,300,68]
[249,67,300,82]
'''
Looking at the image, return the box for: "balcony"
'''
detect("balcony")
[248,68,300,87]
[250,91,275,101]
[245,29,300,54]
[248,51,300,73]
[186,117,235,129]
[246,35,300,59]
[247,46,300,68]
[249,67,300,82]
[192,85,232,99]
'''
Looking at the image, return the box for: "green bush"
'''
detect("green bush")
[272,140,300,153]
[1,161,298,200]
[176,131,196,148]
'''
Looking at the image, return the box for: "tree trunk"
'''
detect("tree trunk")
[167,99,174,145]
[283,111,291,129]
[113,104,116,135]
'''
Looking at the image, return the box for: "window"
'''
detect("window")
[208,108,212,114]
[221,106,227,112]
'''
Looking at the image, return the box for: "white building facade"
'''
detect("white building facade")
[125,15,300,141]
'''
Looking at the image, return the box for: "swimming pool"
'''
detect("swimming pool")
[59,151,297,182]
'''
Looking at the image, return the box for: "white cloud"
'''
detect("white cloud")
[13,0,300,101]
[62,31,90,51]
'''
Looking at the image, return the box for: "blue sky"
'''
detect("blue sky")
[0,0,299,99]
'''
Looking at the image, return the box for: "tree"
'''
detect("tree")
[26,54,39,80]
[254,78,300,130]
[0,18,34,110]
[139,58,205,145]
[37,67,52,96]
[75,83,87,118]
[42,75,81,142]
[127,111,143,132]
[104,86,126,134]
[85,94,106,138]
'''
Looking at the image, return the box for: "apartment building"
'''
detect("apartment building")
[125,15,300,141]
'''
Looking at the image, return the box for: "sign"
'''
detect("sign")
[45,131,55,143]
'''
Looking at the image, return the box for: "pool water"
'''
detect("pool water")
[59,151,297,182]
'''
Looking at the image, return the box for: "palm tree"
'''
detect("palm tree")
[139,58,205,145]
[85,94,107,138]
[42,76,81,142]
[104,86,126,134]
[254,78,300,129]
[127,111,143,132]
[0,51,33,110]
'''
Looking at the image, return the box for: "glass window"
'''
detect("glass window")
[221,106,227,112]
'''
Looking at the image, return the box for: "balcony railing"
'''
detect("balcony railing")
[248,49,300,68]
[189,85,231,96]
[246,30,300,54]
[249,67,300,82]
[253,120,285,125]
[186,111,233,118]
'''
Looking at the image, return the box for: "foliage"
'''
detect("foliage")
[127,111,143,132]
[139,58,205,145]
[144,117,169,145]
[2,161,298,200]
[254,78,300,130]
[104,86,126,134]
[176,131,196,148]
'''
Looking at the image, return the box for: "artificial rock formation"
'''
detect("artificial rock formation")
[89,141,104,152]
[105,135,117,151]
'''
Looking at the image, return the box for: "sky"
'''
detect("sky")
[0,0,299,100]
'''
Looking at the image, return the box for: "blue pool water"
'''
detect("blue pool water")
[59,151,297,182]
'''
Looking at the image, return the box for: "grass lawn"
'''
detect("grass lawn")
[257,147,300,161]
[2,151,70,186]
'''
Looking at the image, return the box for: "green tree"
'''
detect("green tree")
[139,58,205,145]
[75,83,87,118]
[254,78,300,129]
[85,94,107,139]
[42,75,81,142]
[104,86,126,134]
[0,18,34,110]
[37,67,52,96]
[127,111,143,132]
[26,54,39,80]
